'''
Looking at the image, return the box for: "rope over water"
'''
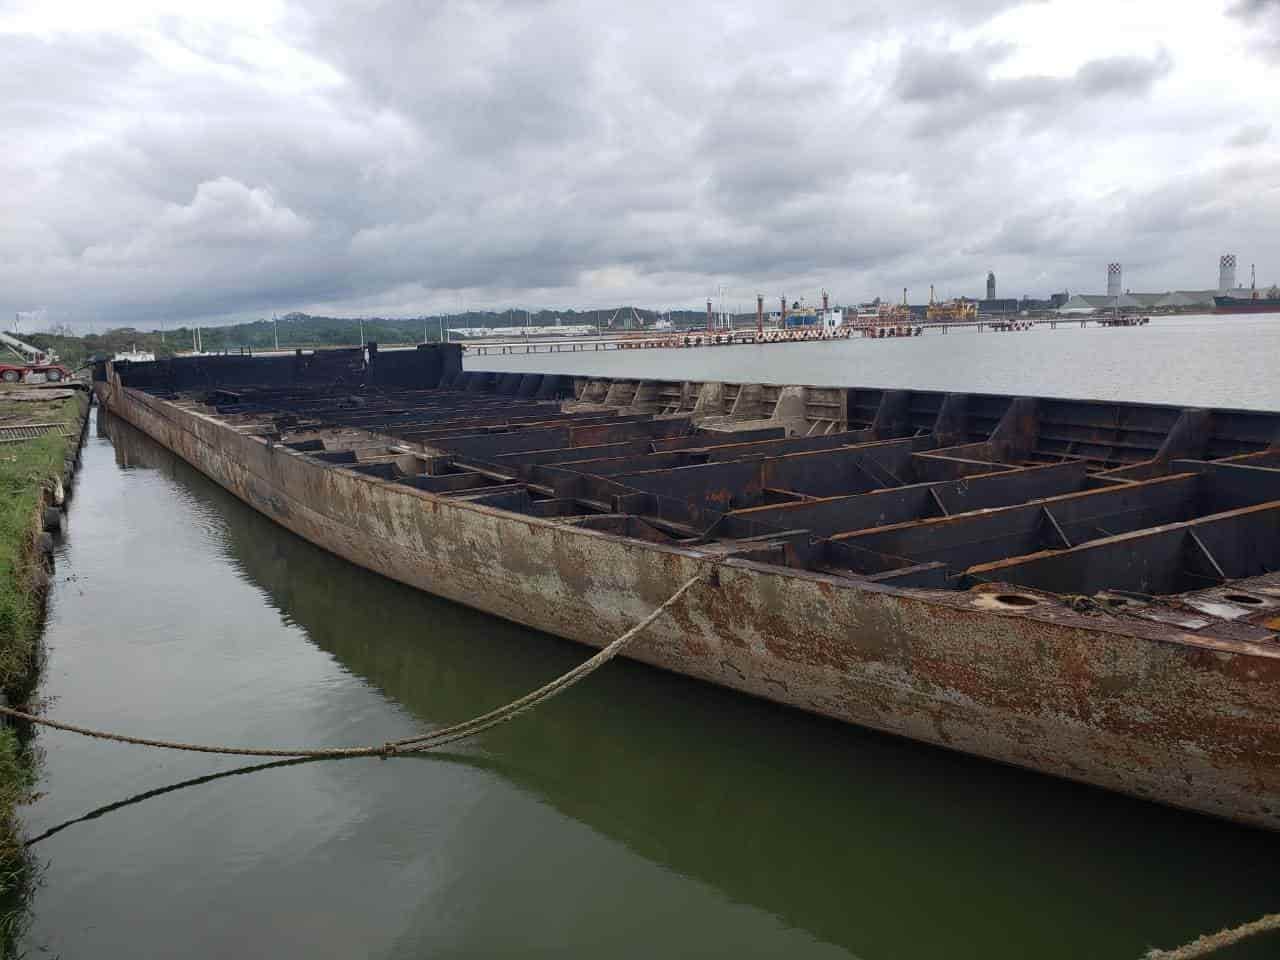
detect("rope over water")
[14,562,1278,960]
[1143,913,1280,959]
[0,573,705,758]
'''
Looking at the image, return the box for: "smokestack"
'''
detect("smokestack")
[1107,263,1122,298]
[1219,254,1237,292]
[780,296,787,326]
[706,298,713,333]
[902,287,908,306]
[756,294,764,336]
[986,271,996,301]
[929,284,935,305]
[821,289,829,311]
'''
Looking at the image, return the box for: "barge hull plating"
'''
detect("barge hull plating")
[97,349,1280,830]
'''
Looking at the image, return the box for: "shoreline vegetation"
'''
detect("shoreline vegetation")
[0,388,89,953]
[24,308,696,370]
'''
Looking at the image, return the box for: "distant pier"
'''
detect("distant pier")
[460,315,1151,356]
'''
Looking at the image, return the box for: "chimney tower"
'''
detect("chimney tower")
[1107,263,1122,298]
[1219,254,1237,292]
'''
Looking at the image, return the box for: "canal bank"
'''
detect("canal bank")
[0,386,89,948]
[12,407,1280,957]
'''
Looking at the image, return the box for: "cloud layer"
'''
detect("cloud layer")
[2,0,1278,329]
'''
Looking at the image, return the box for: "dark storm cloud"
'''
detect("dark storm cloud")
[0,0,1277,329]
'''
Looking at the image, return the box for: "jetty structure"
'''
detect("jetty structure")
[95,345,1280,830]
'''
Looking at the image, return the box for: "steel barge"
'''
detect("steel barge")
[96,346,1280,830]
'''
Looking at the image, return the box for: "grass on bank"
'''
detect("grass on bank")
[0,393,85,691]
[0,389,87,953]
[0,726,34,950]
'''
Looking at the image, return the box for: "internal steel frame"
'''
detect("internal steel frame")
[174,369,1280,635]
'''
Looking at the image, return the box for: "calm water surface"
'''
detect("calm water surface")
[18,321,1280,957]
[469,313,1280,410]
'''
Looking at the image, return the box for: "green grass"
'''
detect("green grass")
[0,727,35,952]
[0,395,84,692]
[0,391,86,955]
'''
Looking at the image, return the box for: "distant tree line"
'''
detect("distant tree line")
[21,307,723,368]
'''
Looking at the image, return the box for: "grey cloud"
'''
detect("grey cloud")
[0,1,1274,330]
[894,50,986,102]
[1075,50,1172,95]
[299,1,602,154]
[0,32,143,134]
[1227,122,1271,147]
[1230,0,1280,60]
[896,46,1172,138]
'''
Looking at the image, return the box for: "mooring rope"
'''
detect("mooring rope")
[11,562,1280,958]
[0,573,704,758]
[1143,913,1280,959]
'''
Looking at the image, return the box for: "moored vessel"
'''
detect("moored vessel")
[1214,294,1280,314]
[95,346,1280,830]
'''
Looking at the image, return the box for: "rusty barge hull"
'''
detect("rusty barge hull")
[96,347,1280,830]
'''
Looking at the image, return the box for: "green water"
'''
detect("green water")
[16,409,1280,958]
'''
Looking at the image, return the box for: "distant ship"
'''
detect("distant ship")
[1214,295,1280,314]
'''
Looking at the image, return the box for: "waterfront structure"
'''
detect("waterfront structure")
[1057,256,1269,314]
[1058,291,1219,313]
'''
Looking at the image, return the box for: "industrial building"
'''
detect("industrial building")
[1056,257,1254,314]
[1057,292,1217,313]
[977,298,1021,316]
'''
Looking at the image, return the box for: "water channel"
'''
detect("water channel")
[19,317,1280,956]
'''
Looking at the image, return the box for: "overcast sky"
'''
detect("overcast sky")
[2,0,1278,330]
